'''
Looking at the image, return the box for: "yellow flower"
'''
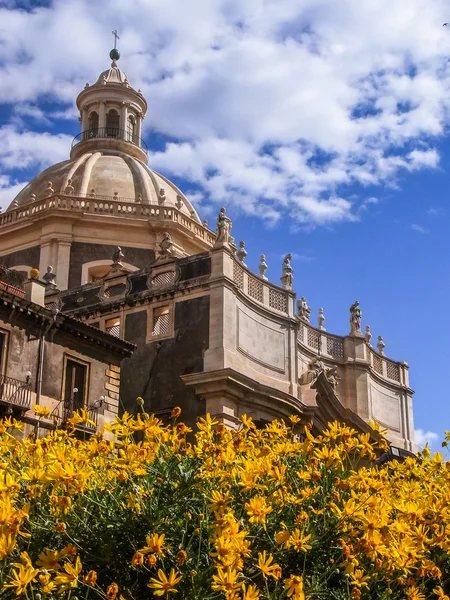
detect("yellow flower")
[0,532,16,560]
[257,551,281,580]
[242,583,260,600]
[107,582,119,600]
[148,568,182,596]
[284,574,305,600]
[140,533,166,556]
[36,548,61,571]
[131,551,144,566]
[434,587,450,600]
[245,496,273,525]
[289,530,312,553]
[148,554,158,567]
[84,570,98,586]
[54,556,82,591]
[176,550,187,566]
[171,406,182,418]
[212,566,242,595]
[4,564,38,596]
[208,490,232,514]
[275,529,290,548]
[350,569,370,589]
[34,404,51,417]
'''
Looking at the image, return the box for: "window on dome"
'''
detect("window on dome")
[106,110,120,137]
[127,115,135,143]
[88,111,99,138]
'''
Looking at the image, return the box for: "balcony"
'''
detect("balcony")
[0,374,32,411]
[71,127,148,156]
[50,399,99,431]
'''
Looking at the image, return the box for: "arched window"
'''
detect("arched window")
[127,115,135,143]
[88,111,98,138]
[106,109,120,137]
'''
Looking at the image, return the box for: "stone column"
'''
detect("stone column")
[99,102,106,129]
[136,115,143,143]
[55,241,72,290]
[81,108,88,132]
[121,103,128,136]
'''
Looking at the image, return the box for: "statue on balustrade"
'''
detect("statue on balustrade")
[298,296,311,323]
[280,253,294,290]
[215,207,232,246]
[43,265,57,288]
[349,300,362,335]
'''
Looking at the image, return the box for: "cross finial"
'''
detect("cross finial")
[112,30,120,49]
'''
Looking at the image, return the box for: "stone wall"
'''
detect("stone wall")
[0,246,40,272]
[68,242,154,289]
[120,295,210,426]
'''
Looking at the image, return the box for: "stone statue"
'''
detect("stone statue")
[159,232,175,258]
[259,255,268,280]
[325,365,340,390]
[112,246,124,266]
[46,181,54,197]
[175,195,183,210]
[159,188,166,204]
[365,325,372,345]
[42,265,57,288]
[64,179,75,195]
[318,307,325,330]
[377,335,385,356]
[215,207,232,245]
[280,253,293,289]
[202,219,208,228]
[298,296,311,323]
[237,241,247,263]
[349,301,362,335]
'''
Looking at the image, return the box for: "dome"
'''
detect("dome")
[96,60,129,85]
[7,150,201,222]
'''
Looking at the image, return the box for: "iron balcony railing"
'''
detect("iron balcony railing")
[71,127,148,155]
[49,399,99,430]
[0,374,32,410]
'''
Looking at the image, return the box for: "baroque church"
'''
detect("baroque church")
[0,46,416,454]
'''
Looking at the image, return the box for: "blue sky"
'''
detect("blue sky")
[0,0,449,448]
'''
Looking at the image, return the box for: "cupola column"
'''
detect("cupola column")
[121,102,128,132]
[81,108,89,131]
[99,101,106,129]
[136,115,143,141]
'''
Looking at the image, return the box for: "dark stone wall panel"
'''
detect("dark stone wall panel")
[0,246,40,271]
[178,255,211,282]
[120,295,209,427]
[69,242,154,289]
[125,311,147,346]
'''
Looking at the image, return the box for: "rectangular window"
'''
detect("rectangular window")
[64,359,88,416]
[152,306,170,337]
[105,317,121,338]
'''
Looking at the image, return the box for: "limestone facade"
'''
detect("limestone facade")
[0,49,416,452]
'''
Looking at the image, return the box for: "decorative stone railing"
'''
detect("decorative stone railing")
[298,321,345,360]
[0,195,216,247]
[232,259,291,315]
[298,320,407,386]
[366,345,404,383]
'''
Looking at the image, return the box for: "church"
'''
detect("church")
[0,45,416,453]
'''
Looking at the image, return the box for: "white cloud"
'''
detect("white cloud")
[411,223,427,233]
[427,206,444,216]
[0,0,450,224]
[414,428,440,449]
[0,126,72,171]
[0,175,28,211]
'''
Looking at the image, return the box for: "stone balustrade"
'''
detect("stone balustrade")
[298,319,408,386]
[231,258,293,316]
[0,194,216,247]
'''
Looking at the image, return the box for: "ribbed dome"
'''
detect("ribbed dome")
[8,150,201,222]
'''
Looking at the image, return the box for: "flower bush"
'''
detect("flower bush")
[0,408,450,600]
